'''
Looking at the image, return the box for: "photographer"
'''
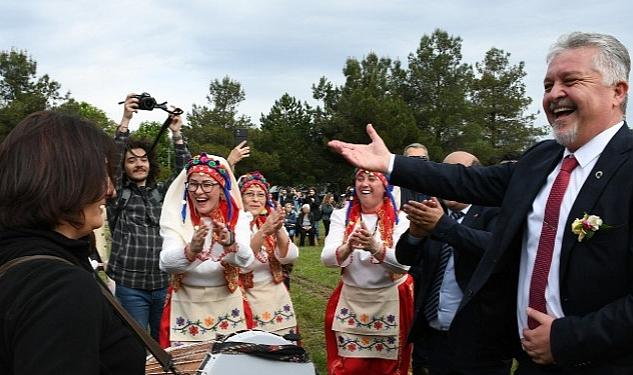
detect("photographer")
[106,93,191,342]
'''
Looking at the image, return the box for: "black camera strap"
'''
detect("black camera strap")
[146,115,174,157]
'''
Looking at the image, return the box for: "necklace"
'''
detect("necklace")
[360,213,380,237]
[346,214,381,264]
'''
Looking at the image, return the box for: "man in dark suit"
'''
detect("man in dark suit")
[329,32,632,374]
[400,143,431,205]
[396,151,508,375]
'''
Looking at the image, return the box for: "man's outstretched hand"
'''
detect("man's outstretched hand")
[327,124,392,173]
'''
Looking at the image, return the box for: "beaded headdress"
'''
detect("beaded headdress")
[183,153,237,227]
[238,171,274,211]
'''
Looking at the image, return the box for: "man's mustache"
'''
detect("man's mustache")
[549,98,575,111]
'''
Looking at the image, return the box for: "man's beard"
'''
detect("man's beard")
[552,120,578,148]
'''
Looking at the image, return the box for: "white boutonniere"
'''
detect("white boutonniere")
[571,213,610,242]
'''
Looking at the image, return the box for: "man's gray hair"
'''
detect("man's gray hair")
[547,32,630,112]
[403,142,428,155]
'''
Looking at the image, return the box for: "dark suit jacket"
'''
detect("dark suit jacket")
[395,205,499,355]
[400,187,429,206]
[390,124,633,373]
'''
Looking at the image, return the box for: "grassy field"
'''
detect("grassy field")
[289,245,519,375]
[290,244,340,374]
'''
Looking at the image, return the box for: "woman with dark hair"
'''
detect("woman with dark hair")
[0,111,146,374]
[320,193,336,237]
[321,170,413,375]
[238,171,298,335]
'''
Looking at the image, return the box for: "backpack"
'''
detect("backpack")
[107,184,164,230]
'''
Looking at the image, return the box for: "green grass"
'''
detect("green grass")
[291,245,519,375]
[290,244,340,374]
[293,246,341,289]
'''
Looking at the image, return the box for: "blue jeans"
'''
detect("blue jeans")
[115,284,167,341]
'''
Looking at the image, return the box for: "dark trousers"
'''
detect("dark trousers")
[299,227,315,246]
[418,328,512,375]
[323,219,331,236]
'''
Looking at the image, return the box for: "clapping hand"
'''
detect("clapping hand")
[260,204,285,236]
[402,197,444,237]
[190,223,210,254]
[211,219,235,247]
[349,222,380,254]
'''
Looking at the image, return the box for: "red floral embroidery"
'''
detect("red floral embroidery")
[348,318,355,326]
[346,343,357,352]
[189,325,199,336]
[373,321,383,330]
[219,321,229,330]
[376,343,384,352]
[276,315,283,323]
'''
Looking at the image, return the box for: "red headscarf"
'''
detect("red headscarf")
[344,170,398,248]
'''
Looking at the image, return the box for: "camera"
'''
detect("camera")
[132,92,158,111]
[118,93,183,116]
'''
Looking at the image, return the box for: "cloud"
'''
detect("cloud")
[1,0,632,129]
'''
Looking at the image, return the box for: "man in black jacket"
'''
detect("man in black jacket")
[396,151,509,375]
[330,32,633,374]
[400,143,430,205]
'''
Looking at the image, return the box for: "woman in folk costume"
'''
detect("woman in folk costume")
[158,153,255,347]
[321,169,413,375]
[238,171,299,336]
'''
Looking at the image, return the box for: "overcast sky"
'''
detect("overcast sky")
[2,1,632,131]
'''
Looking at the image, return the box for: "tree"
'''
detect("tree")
[133,120,174,181]
[183,76,275,177]
[467,48,546,162]
[0,48,65,140]
[402,29,474,158]
[56,99,117,133]
[313,53,419,189]
[185,76,254,153]
[258,93,315,186]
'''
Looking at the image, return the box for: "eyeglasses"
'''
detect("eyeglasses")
[409,155,429,160]
[186,181,219,193]
[243,192,267,199]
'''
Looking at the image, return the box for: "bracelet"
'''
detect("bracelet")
[370,243,386,264]
[223,243,237,254]
[184,244,197,262]
[223,230,235,246]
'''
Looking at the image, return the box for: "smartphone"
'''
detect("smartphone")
[234,128,248,145]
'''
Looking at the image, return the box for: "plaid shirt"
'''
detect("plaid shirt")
[106,130,190,290]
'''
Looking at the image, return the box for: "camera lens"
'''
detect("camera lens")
[140,97,156,110]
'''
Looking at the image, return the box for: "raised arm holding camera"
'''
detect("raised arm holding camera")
[106,92,191,342]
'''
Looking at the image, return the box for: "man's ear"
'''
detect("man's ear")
[614,80,629,108]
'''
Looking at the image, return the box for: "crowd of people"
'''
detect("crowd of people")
[1,30,632,375]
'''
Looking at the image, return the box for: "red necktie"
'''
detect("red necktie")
[528,155,579,329]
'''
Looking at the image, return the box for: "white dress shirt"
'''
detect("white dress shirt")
[433,206,470,331]
[517,121,624,337]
